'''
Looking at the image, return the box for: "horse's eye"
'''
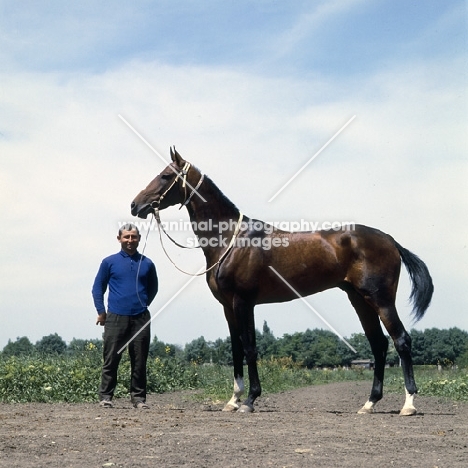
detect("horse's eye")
[161,174,172,180]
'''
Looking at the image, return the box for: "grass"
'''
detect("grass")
[0,349,466,403]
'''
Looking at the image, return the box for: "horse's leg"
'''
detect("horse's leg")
[222,306,245,412]
[362,291,418,416]
[377,307,417,416]
[234,295,261,413]
[345,288,389,414]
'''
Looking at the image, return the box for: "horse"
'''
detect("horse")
[131,147,434,415]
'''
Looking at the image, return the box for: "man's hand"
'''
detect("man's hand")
[96,312,107,326]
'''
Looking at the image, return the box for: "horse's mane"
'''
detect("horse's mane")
[200,171,240,215]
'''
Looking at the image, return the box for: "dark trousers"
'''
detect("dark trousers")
[99,310,151,403]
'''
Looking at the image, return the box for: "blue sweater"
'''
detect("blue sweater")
[92,250,158,316]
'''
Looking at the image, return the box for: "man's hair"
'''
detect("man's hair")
[118,223,140,237]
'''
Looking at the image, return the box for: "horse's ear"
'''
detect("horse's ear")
[171,146,184,166]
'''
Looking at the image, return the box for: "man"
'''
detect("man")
[92,223,158,409]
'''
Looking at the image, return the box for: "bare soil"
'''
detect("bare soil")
[0,381,467,467]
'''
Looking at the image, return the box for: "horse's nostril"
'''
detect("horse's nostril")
[131,201,135,208]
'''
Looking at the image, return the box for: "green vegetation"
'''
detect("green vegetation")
[385,366,468,401]
[0,343,102,403]
[1,350,466,404]
[0,346,371,404]
[0,343,200,403]
[1,325,467,404]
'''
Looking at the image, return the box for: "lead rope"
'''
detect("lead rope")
[154,209,201,249]
[135,214,153,309]
[155,209,244,276]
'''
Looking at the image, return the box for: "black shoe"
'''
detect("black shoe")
[99,399,114,408]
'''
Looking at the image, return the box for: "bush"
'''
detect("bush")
[0,342,101,403]
[0,344,200,403]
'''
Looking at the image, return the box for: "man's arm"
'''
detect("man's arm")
[146,263,158,306]
[92,260,110,324]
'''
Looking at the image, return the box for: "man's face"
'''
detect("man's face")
[118,229,140,255]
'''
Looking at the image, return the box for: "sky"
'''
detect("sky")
[1,0,467,350]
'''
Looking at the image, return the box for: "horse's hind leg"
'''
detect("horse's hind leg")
[356,286,417,416]
[345,288,389,414]
[377,305,417,416]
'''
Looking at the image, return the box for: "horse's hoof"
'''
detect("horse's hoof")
[222,403,238,412]
[399,407,417,416]
[357,401,374,414]
[238,404,254,413]
[357,406,374,414]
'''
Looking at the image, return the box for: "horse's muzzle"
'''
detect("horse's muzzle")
[130,201,153,218]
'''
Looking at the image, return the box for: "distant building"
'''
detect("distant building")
[351,359,374,370]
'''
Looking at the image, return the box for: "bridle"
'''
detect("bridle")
[150,162,244,276]
[150,161,203,248]
[151,161,197,211]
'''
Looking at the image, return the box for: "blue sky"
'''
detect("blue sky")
[3,1,463,74]
[0,0,466,349]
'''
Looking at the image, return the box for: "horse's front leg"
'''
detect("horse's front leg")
[222,306,245,412]
[235,296,261,413]
[223,375,245,412]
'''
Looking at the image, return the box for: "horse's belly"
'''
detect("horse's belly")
[256,263,343,305]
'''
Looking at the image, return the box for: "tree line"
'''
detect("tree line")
[2,324,468,368]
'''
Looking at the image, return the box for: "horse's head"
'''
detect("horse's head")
[131,147,190,218]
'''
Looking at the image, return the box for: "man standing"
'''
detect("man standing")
[92,223,158,409]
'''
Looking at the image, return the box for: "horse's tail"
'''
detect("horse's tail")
[395,242,434,322]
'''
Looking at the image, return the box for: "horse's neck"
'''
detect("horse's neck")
[186,175,240,238]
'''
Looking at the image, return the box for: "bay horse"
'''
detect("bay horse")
[131,147,433,415]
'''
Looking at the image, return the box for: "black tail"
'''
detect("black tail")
[395,242,434,322]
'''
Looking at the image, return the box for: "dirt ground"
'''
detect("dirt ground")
[0,381,466,468]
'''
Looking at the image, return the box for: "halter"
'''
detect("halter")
[151,162,244,276]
